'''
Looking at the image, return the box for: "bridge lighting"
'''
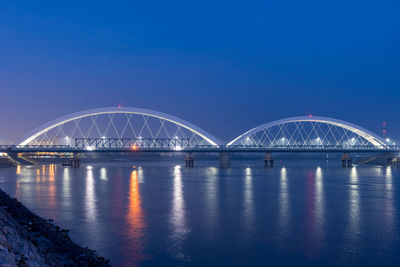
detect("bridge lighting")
[175,136,179,139]
[138,136,142,139]
[386,138,390,143]
[131,144,137,151]
[102,136,106,139]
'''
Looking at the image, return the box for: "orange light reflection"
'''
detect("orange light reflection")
[126,170,146,262]
[16,165,21,175]
[48,164,56,210]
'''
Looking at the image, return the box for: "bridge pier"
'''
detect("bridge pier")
[388,157,400,167]
[70,153,80,167]
[185,153,194,168]
[264,153,274,168]
[341,153,352,167]
[219,152,231,167]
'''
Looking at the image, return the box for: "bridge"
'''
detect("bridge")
[1,106,399,167]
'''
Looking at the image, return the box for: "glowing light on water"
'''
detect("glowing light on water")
[16,165,21,175]
[279,167,289,237]
[346,166,360,247]
[243,167,254,238]
[314,167,325,245]
[169,165,189,260]
[100,167,107,180]
[126,170,146,260]
[85,166,97,226]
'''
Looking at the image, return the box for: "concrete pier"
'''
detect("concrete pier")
[341,153,352,167]
[388,157,400,167]
[69,153,80,167]
[219,152,231,167]
[185,153,194,167]
[264,153,274,167]
[70,158,80,167]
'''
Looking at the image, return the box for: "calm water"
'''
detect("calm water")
[0,160,399,266]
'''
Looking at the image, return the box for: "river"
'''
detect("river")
[0,159,399,266]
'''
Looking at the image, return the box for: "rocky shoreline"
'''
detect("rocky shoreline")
[0,188,111,266]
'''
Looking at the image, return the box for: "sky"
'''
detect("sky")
[0,0,399,143]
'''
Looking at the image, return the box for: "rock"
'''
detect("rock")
[0,188,111,266]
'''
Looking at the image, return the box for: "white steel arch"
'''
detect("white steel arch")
[227,116,388,148]
[17,107,222,146]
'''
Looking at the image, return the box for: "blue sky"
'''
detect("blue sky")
[0,0,399,143]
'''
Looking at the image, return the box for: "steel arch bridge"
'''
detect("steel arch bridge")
[8,108,395,153]
[16,107,222,149]
[227,116,389,151]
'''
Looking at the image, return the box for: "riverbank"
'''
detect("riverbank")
[0,188,111,266]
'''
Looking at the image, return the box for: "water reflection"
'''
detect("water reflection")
[126,170,146,262]
[100,167,108,180]
[346,167,361,247]
[85,166,97,226]
[304,167,325,258]
[169,165,190,260]
[36,168,40,182]
[48,164,56,209]
[315,167,324,238]
[62,167,71,209]
[243,167,254,238]
[3,162,400,266]
[279,167,289,236]
[383,167,396,241]
[205,167,218,234]
[16,165,21,175]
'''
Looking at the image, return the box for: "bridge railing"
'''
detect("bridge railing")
[0,145,72,150]
[74,138,192,150]
[195,144,398,151]
[1,144,399,153]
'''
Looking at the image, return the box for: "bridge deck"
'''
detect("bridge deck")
[1,145,399,154]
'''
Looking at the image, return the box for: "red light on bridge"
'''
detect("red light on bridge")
[118,105,122,108]
[308,114,312,118]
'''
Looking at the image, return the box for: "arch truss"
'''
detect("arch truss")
[228,116,388,149]
[17,107,221,149]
